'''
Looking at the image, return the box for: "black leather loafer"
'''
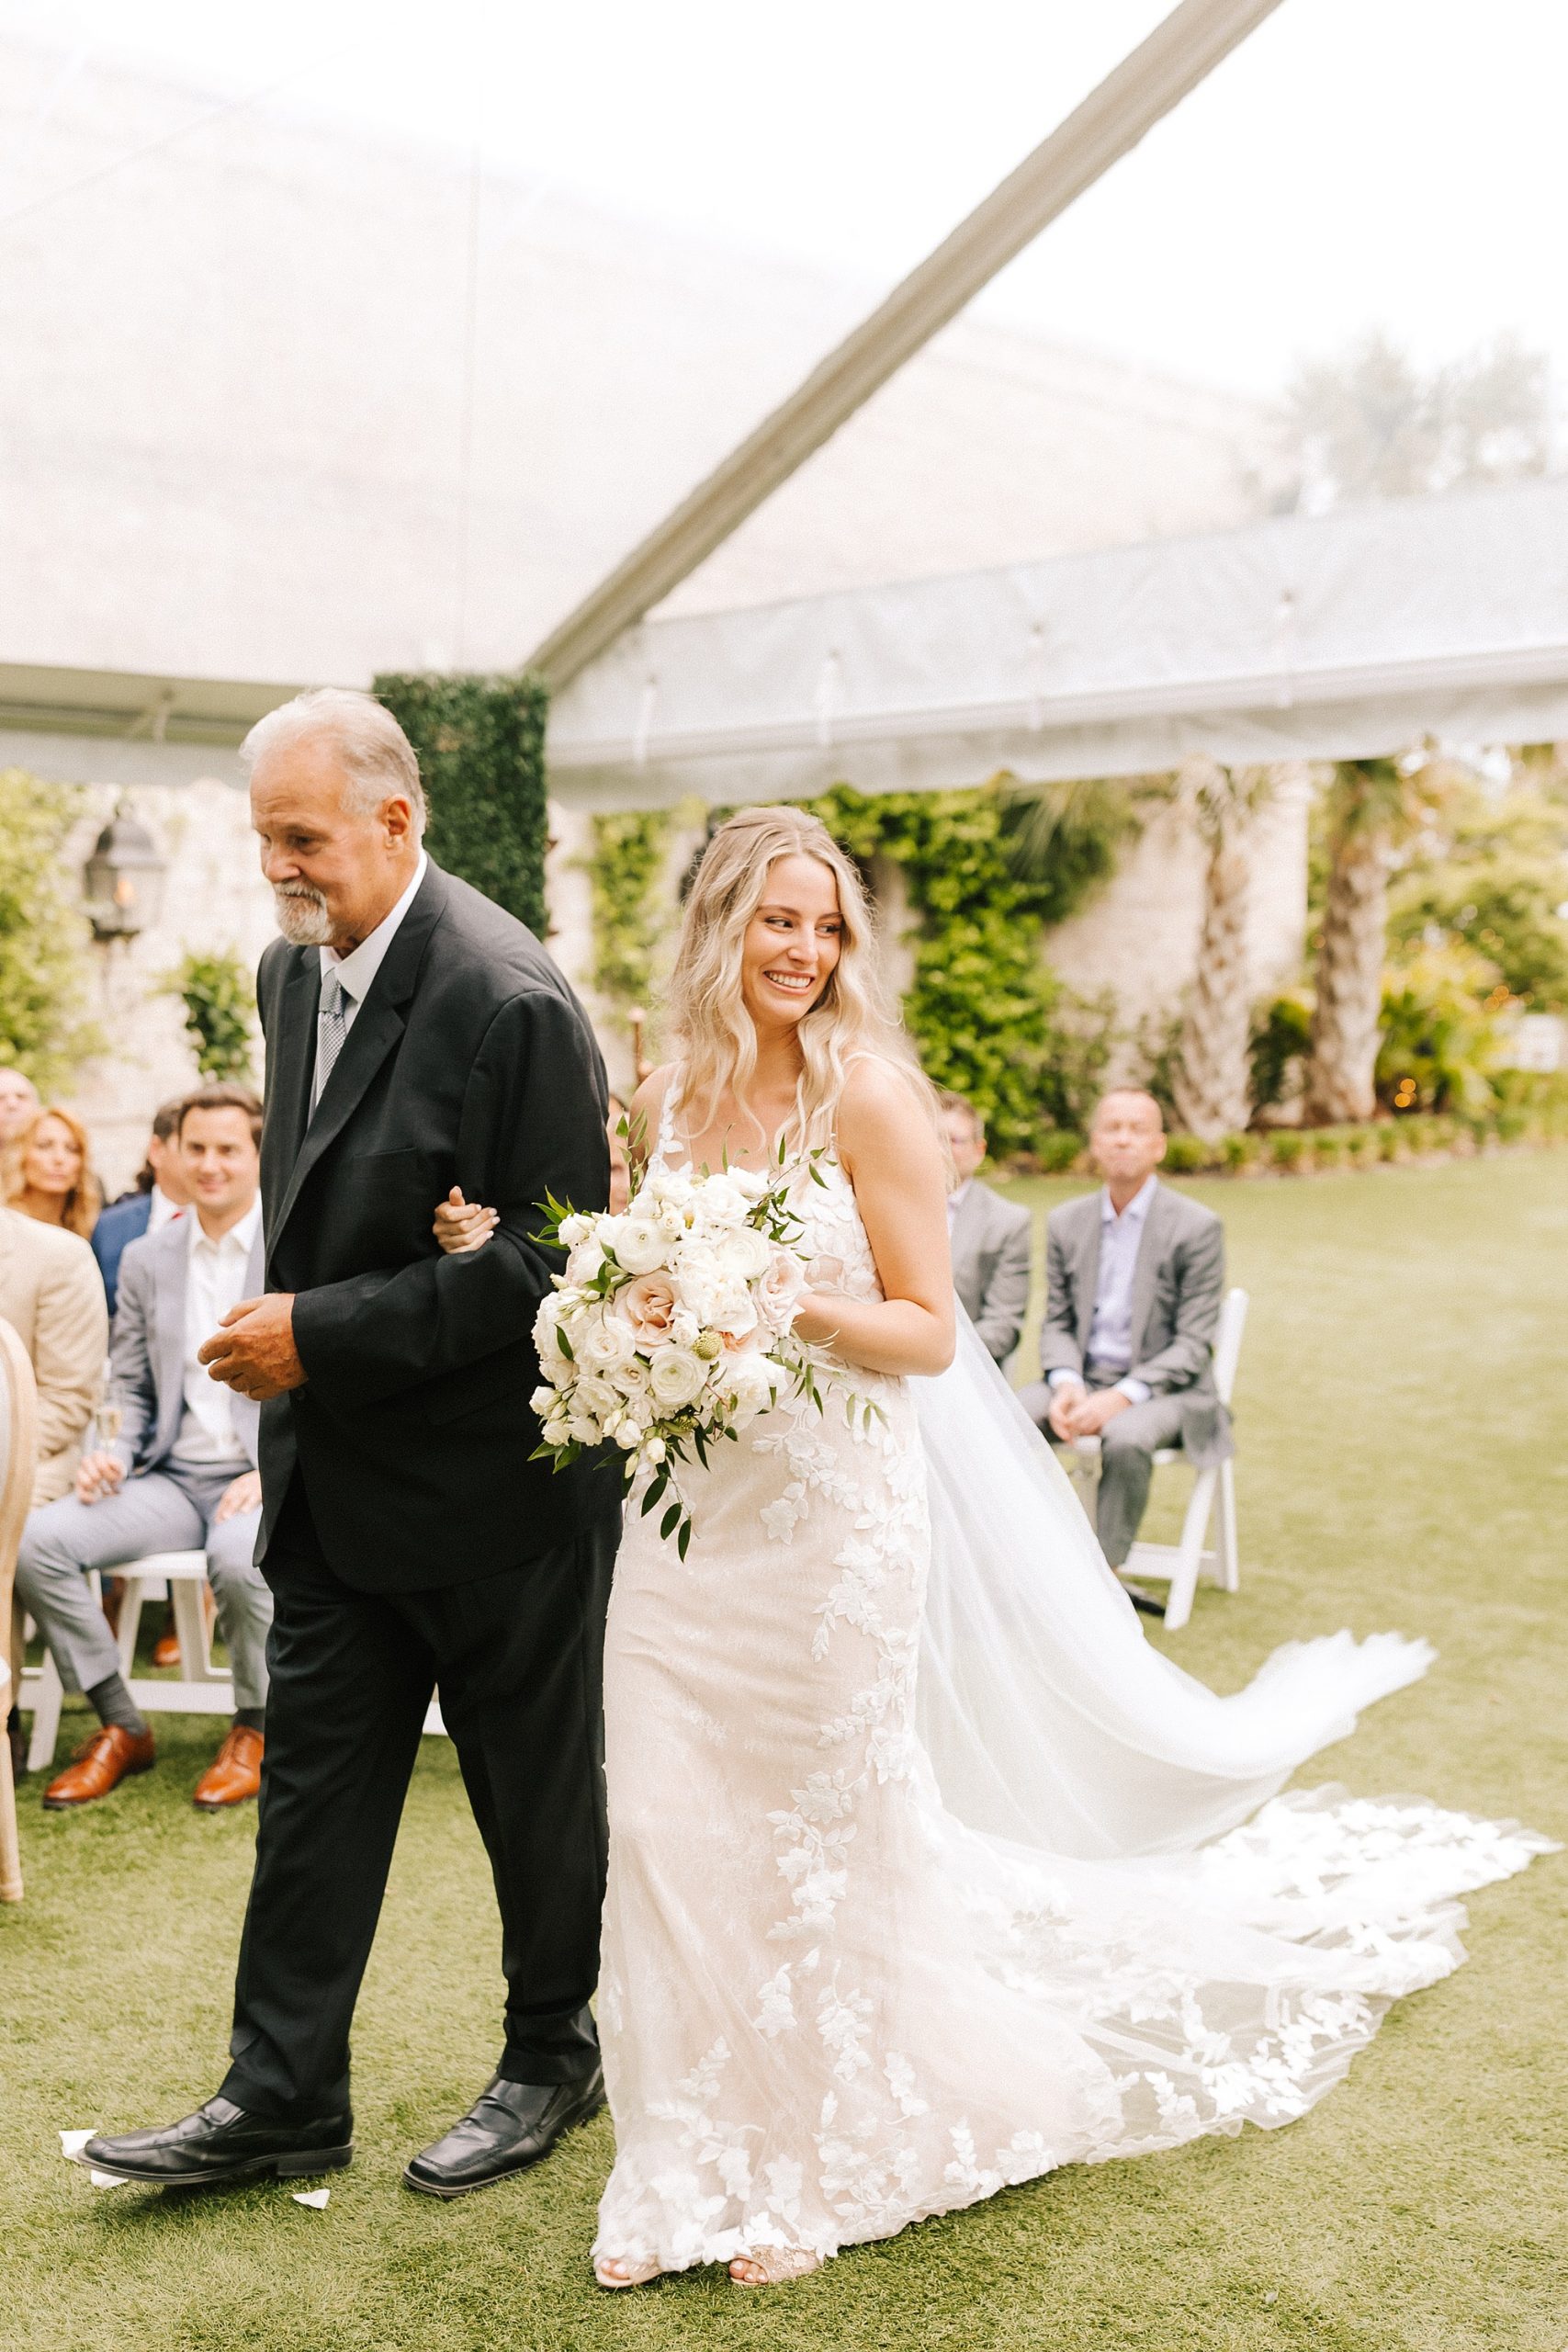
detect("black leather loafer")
[403,2067,605,2199]
[81,2095,354,2188]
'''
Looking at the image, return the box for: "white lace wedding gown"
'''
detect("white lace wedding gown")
[593,1101,1550,2275]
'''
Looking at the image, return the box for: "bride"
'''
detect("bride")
[437,803,1547,2292]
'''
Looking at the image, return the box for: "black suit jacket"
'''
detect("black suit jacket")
[256,859,612,1590]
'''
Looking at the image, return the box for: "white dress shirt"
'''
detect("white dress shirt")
[147,1184,186,1235]
[1050,1176,1156,1407]
[171,1196,264,1470]
[312,849,428,1106]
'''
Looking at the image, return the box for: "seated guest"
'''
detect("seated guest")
[92,1095,193,1317]
[942,1091,1032,1365]
[0,1064,40,1147]
[15,1085,271,1813]
[4,1105,103,1240]
[1017,1088,1233,1589]
[0,1193,107,1778]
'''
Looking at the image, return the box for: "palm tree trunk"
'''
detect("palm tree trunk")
[1303,824,1392,1124]
[1173,825,1254,1142]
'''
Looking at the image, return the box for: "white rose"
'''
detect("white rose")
[668,1307,700,1350]
[726,1352,781,1429]
[643,1435,667,1464]
[529,1385,558,1416]
[613,1355,652,1396]
[565,1415,601,1446]
[609,1218,670,1275]
[575,1309,637,1373]
[558,1213,593,1250]
[693,1172,750,1227]
[648,1346,708,1409]
[614,1419,641,1450]
[756,1244,807,1333]
[533,1297,574,1374]
[572,1373,622,1422]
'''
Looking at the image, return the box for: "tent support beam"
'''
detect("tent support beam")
[525,0,1285,689]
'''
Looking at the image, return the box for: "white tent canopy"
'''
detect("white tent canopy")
[547,477,1568,809]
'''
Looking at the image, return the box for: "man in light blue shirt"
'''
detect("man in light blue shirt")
[1018,1090,1233,1585]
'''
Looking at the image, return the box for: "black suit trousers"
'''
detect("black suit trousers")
[221,1480,618,2119]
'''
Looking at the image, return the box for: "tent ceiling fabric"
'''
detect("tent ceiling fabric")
[546,479,1568,810]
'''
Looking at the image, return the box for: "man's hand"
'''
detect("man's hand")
[198,1295,305,1402]
[1064,1386,1133,1440]
[213,1469,263,1524]
[75,1450,126,1505]
[1046,1379,1088,1442]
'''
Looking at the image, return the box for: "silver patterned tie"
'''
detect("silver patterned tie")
[312,967,351,1113]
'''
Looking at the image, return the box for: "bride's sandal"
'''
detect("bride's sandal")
[594,2254,666,2290]
[728,2246,826,2287]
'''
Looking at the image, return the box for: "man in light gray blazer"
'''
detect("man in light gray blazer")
[1018,1088,1233,1577]
[942,1091,1032,1365]
[16,1087,272,1812]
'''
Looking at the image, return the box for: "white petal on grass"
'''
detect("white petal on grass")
[59,2129,96,2158]
[292,2188,331,2210]
[88,2171,128,2188]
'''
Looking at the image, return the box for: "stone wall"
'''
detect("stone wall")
[1043,766,1311,1069]
[56,777,276,1196]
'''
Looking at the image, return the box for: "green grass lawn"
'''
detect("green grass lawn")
[4,1154,1565,2352]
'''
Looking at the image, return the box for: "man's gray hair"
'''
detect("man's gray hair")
[241,688,427,836]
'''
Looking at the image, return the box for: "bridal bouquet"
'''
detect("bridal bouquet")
[530,1154,860,1554]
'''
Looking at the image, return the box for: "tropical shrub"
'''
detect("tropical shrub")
[0,769,96,1091]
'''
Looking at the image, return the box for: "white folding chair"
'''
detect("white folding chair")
[23,1548,234,1772]
[1066,1287,1247,1634]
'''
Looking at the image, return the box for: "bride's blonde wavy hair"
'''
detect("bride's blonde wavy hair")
[667,804,936,1157]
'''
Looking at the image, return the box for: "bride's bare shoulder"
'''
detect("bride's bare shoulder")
[626,1062,678,1159]
[836,1055,940,1163]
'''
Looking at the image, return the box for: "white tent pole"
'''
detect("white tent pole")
[525,0,1285,689]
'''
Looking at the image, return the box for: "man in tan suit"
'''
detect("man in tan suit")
[0,1204,107,1506]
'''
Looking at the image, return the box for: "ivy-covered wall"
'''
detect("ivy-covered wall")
[374,672,550,937]
[805,786,1117,1157]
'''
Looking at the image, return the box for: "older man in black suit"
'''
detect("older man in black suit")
[85,689,620,2200]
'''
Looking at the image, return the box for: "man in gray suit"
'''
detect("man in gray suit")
[16,1086,272,1811]
[942,1091,1032,1365]
[1018,1088,1232,1581]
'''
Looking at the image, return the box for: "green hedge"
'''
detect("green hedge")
[1012,1074,1568,1179]
[373,672,549,937]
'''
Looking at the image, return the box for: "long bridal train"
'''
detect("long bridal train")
[594,1145,1551,2278]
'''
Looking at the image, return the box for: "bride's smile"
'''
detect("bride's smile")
[739,853,843,1029]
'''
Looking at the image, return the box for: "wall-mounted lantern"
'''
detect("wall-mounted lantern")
[83,800,168,942]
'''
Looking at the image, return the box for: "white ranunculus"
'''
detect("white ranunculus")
[575,1309,637,1373]
[565,1238,606,1286]
[610,1218,670,1275]
[706,1224,771,1281]
[648,1346,708,1409]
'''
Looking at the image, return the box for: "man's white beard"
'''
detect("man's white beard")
[273,884,333,946]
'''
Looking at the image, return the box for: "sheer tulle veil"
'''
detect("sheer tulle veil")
[913,1307,1436,1860]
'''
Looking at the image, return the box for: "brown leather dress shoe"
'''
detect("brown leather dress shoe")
[42,1725,155,1809]
[193,1724,264,1811]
